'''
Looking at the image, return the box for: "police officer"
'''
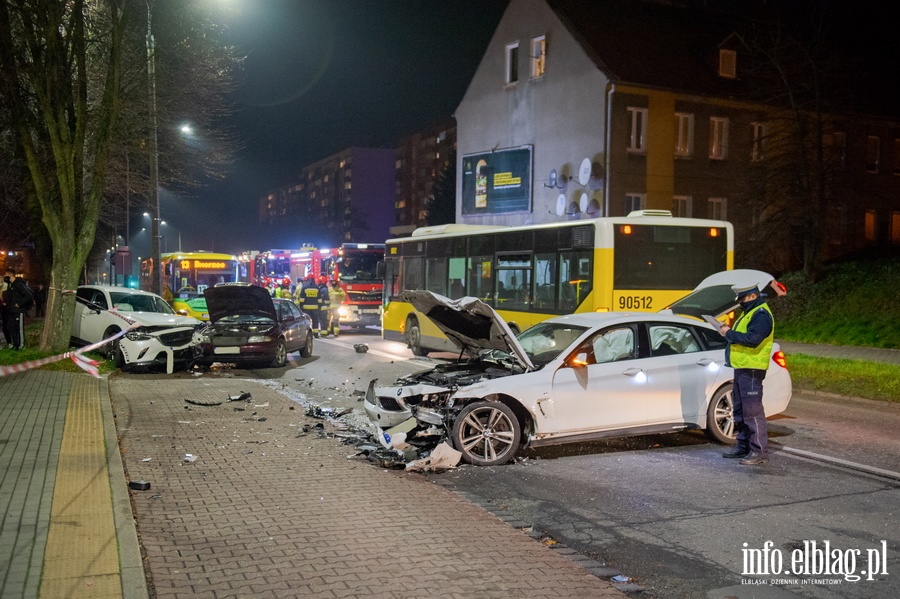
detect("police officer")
[719,284,775,465]
[299,274,322,336]
[327,279,347,336]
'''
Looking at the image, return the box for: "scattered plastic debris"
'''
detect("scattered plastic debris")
[186,398,223,406]
[228,392,252,402]
[611,575,629,583]
[404,442,462,471]
[129,481,151,491]
[141,458,152,462]
[183,454,198,463]
[353,343,369,353]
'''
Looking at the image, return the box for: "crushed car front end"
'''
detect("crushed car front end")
[118,324,203,373]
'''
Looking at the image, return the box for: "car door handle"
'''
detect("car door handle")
[695,358,714,366]
[622,368,643,377]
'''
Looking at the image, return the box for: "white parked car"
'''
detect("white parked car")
[364,270,792,466]
[70,285,203,373]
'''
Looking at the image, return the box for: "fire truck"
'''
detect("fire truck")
[318,243,384,329]
[251,247,318,290]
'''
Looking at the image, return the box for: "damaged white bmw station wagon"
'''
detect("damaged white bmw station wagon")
[364,271,792,466]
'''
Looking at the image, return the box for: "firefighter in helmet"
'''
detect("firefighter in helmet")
[327,278,347,336]
[317,276,331,335]
[298,274,322,336]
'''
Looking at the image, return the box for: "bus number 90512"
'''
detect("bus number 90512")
[618,295,653,310]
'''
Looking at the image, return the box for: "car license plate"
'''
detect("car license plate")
[214,347,240,354]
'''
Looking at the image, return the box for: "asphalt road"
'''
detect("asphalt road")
[206,329,899,599]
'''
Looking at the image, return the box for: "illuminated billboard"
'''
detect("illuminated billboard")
[461,146,532,215]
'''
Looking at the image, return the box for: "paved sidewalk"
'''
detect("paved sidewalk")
[110,376,627,598]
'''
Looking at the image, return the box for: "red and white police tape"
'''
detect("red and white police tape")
[1,309,140,378]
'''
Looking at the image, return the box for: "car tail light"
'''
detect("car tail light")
[772,350,787,369]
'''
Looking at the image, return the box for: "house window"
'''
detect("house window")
[891,211,900,246]
[826,206,846,246]
[674,113,694,157]
[708,197,727,220]
[625,193,645,214]
[751,122,766,161]
[672,196,692,217]
[709,117,729,160]
[531,35,546,78]
[719,49,737,78]
[866,136,880,173]
[505,42,519,85]
[824,131,846,170]
[864,209,877,242]
[627,107,648,154]
[894,139,900,175]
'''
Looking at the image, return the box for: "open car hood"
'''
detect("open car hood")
[664,269,787,319]
[204,285,277,323]
[400,290,535,371]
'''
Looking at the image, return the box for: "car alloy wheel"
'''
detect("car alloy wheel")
[705,384,736,445]
[299,330,313,358]
[451,401,521,466]
[271,339,287,368]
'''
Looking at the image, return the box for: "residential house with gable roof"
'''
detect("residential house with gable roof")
[454,0,900,271]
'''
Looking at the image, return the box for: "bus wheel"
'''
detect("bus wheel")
[406,317,428,357]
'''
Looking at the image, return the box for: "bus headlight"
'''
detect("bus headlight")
[338,306,350,317]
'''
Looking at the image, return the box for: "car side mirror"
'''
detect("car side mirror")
[569,352,589,368]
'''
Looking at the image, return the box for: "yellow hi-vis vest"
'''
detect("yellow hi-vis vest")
[730,303,774,370]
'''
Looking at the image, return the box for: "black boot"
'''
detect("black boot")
[722,446,750,459]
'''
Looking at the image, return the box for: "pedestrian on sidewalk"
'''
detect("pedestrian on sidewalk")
[718,284,775,465]
[33,283,47,318]
[0,275,11,347]
[5,276,33,350]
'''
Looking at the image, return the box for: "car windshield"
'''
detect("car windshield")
[218,314,275,324]
[109,292,175,314]
[516,322,589,366]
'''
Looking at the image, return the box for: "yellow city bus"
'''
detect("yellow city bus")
[382,211,733,355]
[141,251,240,319]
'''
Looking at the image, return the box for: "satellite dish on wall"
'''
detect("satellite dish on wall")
[578,158,591,186]
[586,198,602,217]
[555,194,567,216]
[548,169,557,188]
[579,192,589,213]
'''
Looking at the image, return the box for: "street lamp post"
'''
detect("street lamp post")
[147,1,161,295]
[160,221,182,253]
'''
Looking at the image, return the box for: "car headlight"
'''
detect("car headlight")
[125,330,152,341]
[248,335,272,343]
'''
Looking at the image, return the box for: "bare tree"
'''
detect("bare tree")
[736,5,852,280]
[0,0,127,351]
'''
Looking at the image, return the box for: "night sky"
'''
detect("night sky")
[153,0,510,256]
